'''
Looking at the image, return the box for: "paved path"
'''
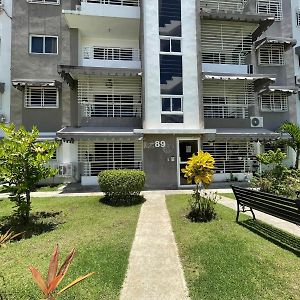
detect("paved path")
[219,196,300,238]
[120,192,189,300]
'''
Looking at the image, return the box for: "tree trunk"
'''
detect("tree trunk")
[25,190,31,224]
[296,149,300,169]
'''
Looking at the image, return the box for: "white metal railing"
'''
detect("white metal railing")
[258,44,285,65]
[81,97,142,118]
[81,0,140,7]
[203,80,255,118]
[78,141,143,176]
[83,47,141,62]
[256,0,282,21]
[259,92,288,112]
[203,141,255,174]
[78,76,142,119]
[200,0,248,12]
[201,20,256,65]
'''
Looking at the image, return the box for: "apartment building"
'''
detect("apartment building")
[9,0,298,189]
[0,0,12,133]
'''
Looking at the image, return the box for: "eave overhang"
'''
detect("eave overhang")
[200,11,275,41]
[58,65,142,90]
[255,37,297,50]
[212,128,283,141]
[202,72,276,91]
[12,79,62,91]
[258,86,298,95]
[57,126,142,141]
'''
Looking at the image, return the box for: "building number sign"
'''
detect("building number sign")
[155,141,166,148]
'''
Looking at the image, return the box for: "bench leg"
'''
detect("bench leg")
[236,201,241,222]
[250,207,256,221]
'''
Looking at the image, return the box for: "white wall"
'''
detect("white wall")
[143,0,161,129]
[143,0,201,130]
[291,0,300,124]
[0,0,12,132]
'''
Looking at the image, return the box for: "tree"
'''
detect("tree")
[0,124,58,224]
[280,122,300,169]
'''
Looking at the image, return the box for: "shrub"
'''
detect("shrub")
[187,191,219,223]
[181,151,218,222]
[98,170,145,205]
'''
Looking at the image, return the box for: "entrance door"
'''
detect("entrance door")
[177,138,200,187]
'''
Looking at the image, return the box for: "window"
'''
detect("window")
[25,87,59,108]
[259,92,288,112]
[256,0,283,21]
[30,35,58,54]
[27,0,60,4]
[161,96,183,123]
[297,12,300,26]
[78,141,143,176]
[264,142,287,154]
[258,44,284,65]
[160,37,181,54]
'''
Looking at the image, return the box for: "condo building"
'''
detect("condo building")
[7,0,298,189]
[0,0,12,132]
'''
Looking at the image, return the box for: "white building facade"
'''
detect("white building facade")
[0,0,12,131]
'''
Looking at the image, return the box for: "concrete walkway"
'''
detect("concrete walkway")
[120,192,189,300]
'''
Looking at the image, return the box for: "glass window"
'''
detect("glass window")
[31,36,43,53]
[30,35,58,54]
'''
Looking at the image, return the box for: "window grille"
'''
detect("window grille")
[25,87,59,108]
[202,141,255,174]
[297,11,300,26]
[259,92,288,112]
[83,47,140,61]
[27,0,60,5]
[258,44,284,65]
[82,0,140,6]
[203,80,255,118]
[78,141,143,176]
[78,76,142,118]
[200,0,248,12]
[201,20,256,65]
[264,142,287,154]
[256,0,283,21]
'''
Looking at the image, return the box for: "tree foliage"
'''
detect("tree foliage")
[280,122,300,169]
[0,124,58,223]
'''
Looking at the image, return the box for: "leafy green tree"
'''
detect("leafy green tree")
[0,124,58,224]
[280,122,300,169]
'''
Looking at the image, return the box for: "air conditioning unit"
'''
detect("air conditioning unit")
[0,114,6,124]
[250,117,263,128]
[295,76,300,86]
[58,163,74,177]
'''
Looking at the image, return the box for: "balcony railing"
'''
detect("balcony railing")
[81,0,140,7]
[200,0,248,12]
[81,99,142,118]
[83,47,141,62]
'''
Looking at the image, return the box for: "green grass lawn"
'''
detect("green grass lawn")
[0,196,141,299]
[166,194,300,300]
[218,192,235,200]
[0,184,64,193]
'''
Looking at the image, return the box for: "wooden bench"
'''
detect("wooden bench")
[231,185,300,225]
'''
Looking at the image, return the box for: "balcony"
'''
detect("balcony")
[200,0,248,13]
[63,0,140,39]
[67,0,140,19]
[82,46,141,69]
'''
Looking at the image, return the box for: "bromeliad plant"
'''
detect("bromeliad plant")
[182,151,218,222]
[0,229,23,248]
[29,245,94,300]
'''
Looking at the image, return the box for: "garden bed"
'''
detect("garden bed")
[0,196,141,299]
[166,194,300,300]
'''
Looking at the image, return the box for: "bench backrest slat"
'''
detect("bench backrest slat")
[232,186,300,225]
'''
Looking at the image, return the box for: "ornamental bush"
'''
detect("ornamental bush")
[98,170,146,205]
